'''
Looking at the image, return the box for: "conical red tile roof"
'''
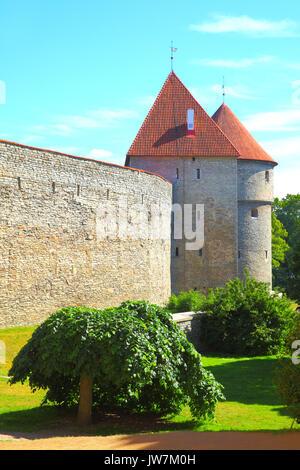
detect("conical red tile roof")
[126,72,239,163]
[212,103,277,165]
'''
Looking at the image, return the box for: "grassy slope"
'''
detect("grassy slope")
[189,355,297,431]
[0,326,36,376]
[0,326,299,434]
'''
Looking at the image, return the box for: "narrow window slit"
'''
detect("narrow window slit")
[265,171,270,183]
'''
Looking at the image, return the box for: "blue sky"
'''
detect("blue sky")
[1,0,300,198]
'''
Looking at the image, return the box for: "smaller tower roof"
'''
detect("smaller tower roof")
[212,103,277,165]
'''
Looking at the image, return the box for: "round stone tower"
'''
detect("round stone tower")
[212,103,277,286]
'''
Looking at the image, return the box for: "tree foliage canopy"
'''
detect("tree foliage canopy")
[198,271,298,356]
[8,301,225,421]
[272,194,300,302]
[271,212,289,269]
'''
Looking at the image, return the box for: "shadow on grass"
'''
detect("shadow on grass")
[0,406,198,438]
[205,356,280,406]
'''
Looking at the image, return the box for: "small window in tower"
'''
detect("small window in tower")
[52,182,56,194]
[176,168,179,179]
[238,250,241,259]
[265,171,270,183]
[251,208,258,218]
[265,250,268,259]
[196,169,201,180]
[175,247,179,257]
[199,248,203,257]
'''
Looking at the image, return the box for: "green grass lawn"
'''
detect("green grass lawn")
[0,325,299,435]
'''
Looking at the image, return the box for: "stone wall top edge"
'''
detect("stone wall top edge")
[0,139,172,186]
[238,199,274,204]
[237,158,278,167]
[128,154,238,159]
[172,312,203,322]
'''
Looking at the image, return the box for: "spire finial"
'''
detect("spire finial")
[170,41,178,72]
[222,75,225,104]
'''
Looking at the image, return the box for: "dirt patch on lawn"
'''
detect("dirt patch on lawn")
[1,430,300,450]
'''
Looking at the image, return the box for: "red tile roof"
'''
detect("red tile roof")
[126,72,239,163]
[212,103,277,165]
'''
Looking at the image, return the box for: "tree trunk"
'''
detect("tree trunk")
[77,374,93,426]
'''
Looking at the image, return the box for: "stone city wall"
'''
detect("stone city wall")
[0,141,172,328]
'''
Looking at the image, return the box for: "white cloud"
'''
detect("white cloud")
[138,96,156,108]
[211,84,257,100]
[274,168,300,199]
[189,83,257,106]
[191,56,275,68]
[58,116,100,130]
[29,123,74,137]
[87,109,138,122]
[261,136,300,198]
[57,109,139,132]
[51,146,79,155]
[242,109,300,132]
[262,136,300,159]
[22,135,44,145]
[189,15,298,37]
[27,109,139,138]
[188,87,213,106]
[89,149,114,159]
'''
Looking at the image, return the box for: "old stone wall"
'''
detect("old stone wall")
[172,312,202,351]
[0,141,172,328]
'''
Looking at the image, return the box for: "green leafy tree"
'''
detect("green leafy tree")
[274,319,300,428]
[166,290,206,313]
[198,270,298,356]
[8,302,225,425]
[271,212,289,269]
[273,194,300,302]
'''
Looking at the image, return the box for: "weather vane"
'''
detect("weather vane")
[222,76,225,103]
[170,41,178,72]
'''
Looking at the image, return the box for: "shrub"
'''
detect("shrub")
[9,301,225,424]
[199,271,298,356]
[166,290,206,313]
[274,319,300,427]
